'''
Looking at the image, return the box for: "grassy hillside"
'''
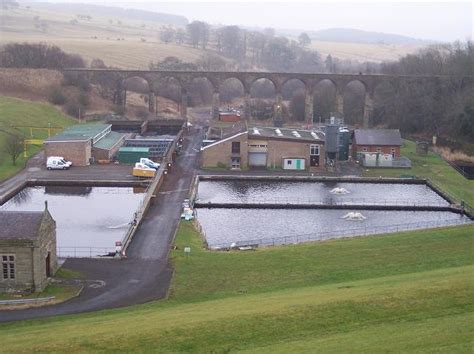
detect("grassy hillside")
[363,140,474,206]
[0,96,75,180]
[0,7,423,67]
[0,223,472,352]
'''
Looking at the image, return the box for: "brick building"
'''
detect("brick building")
[352,129,402,158]
[0,204,58,293]
[44,124,125,166]
[202,127,325,171]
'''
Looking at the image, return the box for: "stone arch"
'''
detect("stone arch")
[343,80,368,127]
[372,80,398,127]
[248,77,280,123]
[281,78,307,122]
[186,76,215,108]
[151,76,184,117]
[313,79,337,123]
[219,77,245,104]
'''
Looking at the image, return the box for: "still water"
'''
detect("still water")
[1,186,145,256]
[197,208,470,248]
[196,180,470,248]
[197,180,449,206]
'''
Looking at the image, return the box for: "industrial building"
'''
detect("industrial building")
[0,204,57,293]
[352,129,404,167]
[44,124,125,166]
[201,126,325,171]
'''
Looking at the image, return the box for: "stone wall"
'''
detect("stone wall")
[0,244,34,292]
[202,133,249,169]
[266,139,325,170]
[0,211,57,293]
[44,140,92,166]
[354,145,400,158]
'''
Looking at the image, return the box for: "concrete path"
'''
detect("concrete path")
[0,127,205,322]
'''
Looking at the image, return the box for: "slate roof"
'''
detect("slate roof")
[354,129,402,146]
[0,211,44,240]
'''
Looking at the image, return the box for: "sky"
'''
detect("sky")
[43,1,473,42]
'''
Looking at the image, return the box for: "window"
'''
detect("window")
[2,255,15,280]
[231,142,240,154]
[362,147,368,152]
[287,160,292,165]
[310,144,320,156]
[376,147,382,153]
[391,148,396,158]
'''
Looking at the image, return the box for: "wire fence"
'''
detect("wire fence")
[208,218,473,250]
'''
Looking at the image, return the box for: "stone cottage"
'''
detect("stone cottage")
[0,203,57,293]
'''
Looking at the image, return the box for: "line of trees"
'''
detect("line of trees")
[0,43,85,69]
[376,41,473,142]
[158,21,375,74]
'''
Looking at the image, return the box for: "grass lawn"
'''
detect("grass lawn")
[0,223,472,352]
[0,267,83,309]
[363,140,474,206]
[0,96,75,181]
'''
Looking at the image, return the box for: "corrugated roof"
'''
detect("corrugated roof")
[45,124,110,142]
[354,129,402,146]
[94,131,125,150]
[248,126,325,142]
[0,211,44,241]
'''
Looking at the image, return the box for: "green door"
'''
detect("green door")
[296,159,301,170]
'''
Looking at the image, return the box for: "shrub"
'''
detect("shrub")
[48,87,67,105]
[65,102,85,118]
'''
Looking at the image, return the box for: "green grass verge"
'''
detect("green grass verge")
[0,265,472,352]
[363,140,474,206]
[0,223,471,352]
[0,96,75,181]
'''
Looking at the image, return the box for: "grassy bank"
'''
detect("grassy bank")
[0,223,472,352]
[0,96,75,181]
[363,140,474,206]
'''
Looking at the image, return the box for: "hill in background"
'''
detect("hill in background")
[22,1,189,27]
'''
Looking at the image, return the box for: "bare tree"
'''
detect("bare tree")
[3,133,24,166]
[298,32,311,47]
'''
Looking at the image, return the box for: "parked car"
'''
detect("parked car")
[139,158,160,170]
[46,156,72,170]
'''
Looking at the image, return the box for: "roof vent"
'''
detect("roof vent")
[292,130,301,138]
[275,129,283,137]
[252,127,261,135]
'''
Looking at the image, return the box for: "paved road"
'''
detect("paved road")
[0,127,204,322]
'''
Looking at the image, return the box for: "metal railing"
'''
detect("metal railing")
[197,196,451,207]
[57,247,115,258]
[208,218,473,250]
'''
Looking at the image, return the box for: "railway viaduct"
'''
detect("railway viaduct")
[63,69,473,128]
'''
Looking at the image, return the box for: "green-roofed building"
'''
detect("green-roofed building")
[44,124,126,166]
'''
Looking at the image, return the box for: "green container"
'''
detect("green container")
[117,147,150,164]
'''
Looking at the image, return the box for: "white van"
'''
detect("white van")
[46,156,72,170]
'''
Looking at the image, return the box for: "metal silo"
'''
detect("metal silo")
[338,128,350,161]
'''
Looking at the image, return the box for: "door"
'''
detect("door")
[45,252,51,277]
[296,159,301,170]
[310,155,320,166]
[249,152,267,167]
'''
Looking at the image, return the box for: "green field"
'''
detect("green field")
[0,222,472,352]
[0,96,75,180]
[364,140,474,206]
